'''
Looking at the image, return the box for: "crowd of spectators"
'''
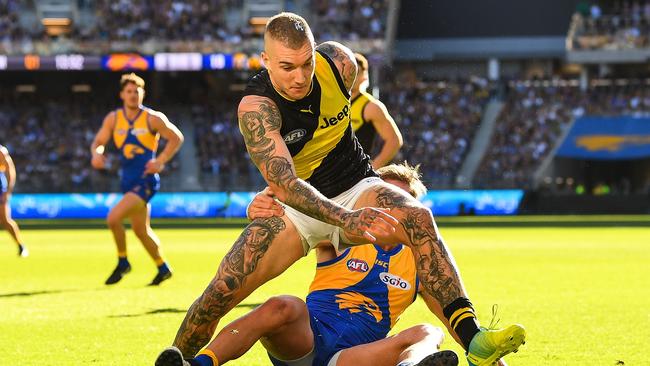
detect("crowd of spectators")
[474,79,650,189]
[87,0,247,43]
[310,0,388,41]
[382,75,491,188]
[571,0,650,50]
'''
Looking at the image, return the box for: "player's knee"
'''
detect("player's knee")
[400,324,443,346]
[259,295,305,327]
[106,214,121,228]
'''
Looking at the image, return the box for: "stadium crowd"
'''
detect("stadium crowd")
[475,80,650,189]
[382,75,491,187]
[571,0,650,50]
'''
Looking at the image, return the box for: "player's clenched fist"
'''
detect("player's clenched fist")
[247,187,285,220]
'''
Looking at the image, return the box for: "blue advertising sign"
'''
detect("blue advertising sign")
[420,190,524,216]
[10,190,523,219]
[557,116,650,160]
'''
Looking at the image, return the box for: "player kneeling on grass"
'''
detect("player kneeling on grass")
[156,163,460,366]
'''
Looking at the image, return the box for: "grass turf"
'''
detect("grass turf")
[1,225,648,365]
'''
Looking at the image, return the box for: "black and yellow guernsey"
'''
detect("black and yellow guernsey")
[350,90,378,154]
[244,50,377,198]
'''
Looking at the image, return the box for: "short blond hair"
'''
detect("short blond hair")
[120,73,145,90]
[265,12,314,49]
[376,162,428,199]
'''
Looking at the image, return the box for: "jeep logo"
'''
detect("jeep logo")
[320,104,349,129]
[283,129,307,144]
[379,272,411,290]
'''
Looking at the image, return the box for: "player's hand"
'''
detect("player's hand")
[342,207,399,242]
[91,154,106,170]
[144,159,165,174]
[247,187,284,220]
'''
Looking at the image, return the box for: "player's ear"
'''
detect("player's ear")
[261,51,269,69]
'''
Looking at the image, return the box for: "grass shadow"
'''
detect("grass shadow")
[109,303,264,318]
[0,290,67,298]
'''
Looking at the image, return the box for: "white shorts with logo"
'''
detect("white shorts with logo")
[281,176,383,255]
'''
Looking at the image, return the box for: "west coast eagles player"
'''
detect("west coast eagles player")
[90,73,184,286]
[0,144,28,257]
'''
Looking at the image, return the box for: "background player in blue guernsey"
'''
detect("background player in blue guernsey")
[0,144,28,257]
[166,12,524,366]
[156,163,459,366]
[90,73,184,286]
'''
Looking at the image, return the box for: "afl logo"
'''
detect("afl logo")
[283,129,306,144]
[379,272,411,290]
[347,258,369,273]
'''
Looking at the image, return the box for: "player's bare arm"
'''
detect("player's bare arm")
[144,111,184,174]
[0,145,16,192]
[315,41,358,93]
[90,111,116,170]
[365,100,403,169]
[238,95,397,242]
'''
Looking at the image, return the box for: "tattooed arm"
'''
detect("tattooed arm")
[238,96,396,241]
[316,41,358,93]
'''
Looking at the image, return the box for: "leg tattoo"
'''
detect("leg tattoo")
[173,217,286,356]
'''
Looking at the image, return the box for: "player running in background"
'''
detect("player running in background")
[90,73,184,286]
[0,144,28,257]
[350,53,403,169]
[157,163,460,366]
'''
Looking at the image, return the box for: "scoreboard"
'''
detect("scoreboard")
[0,52,262,71]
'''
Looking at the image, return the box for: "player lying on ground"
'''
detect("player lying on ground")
[0,144,28,257]
[167,13,525,366]
[156,163,459,366]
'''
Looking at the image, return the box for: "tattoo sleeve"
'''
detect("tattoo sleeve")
[373,185,463,307]
[173,217,286,356]
[238,97,353,227]
[316,41,358,93]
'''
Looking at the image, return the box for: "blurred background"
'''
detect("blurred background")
[1,0,650,219]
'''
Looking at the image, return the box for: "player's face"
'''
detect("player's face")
[263,38,315,100]
[119,83,144,109]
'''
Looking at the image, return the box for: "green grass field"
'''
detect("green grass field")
[1,224,649,365]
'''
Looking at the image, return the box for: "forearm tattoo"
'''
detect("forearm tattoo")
[373,186,463,306]
[173,217,286,356]
[239,100,350,227]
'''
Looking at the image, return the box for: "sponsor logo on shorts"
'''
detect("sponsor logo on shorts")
[379,272,411,290]
[347,258,369,273]
[283,129,307,144]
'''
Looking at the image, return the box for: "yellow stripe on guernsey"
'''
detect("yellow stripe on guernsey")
[292,52,350,180]
[386,246,418,327]
[113,108,159,158]
[350,91,374,132]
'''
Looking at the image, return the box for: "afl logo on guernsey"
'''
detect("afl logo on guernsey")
[347,258,369,273]
[283,129,306,144]
[379,272,411,290]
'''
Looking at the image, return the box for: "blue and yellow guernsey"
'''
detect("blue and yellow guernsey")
[112,107,160,197]
[244,51,376,198]
[306,244,419,364]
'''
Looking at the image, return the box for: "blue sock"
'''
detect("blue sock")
[118,257,130,269]
[158,262,170,274]
[193,354,214,366]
